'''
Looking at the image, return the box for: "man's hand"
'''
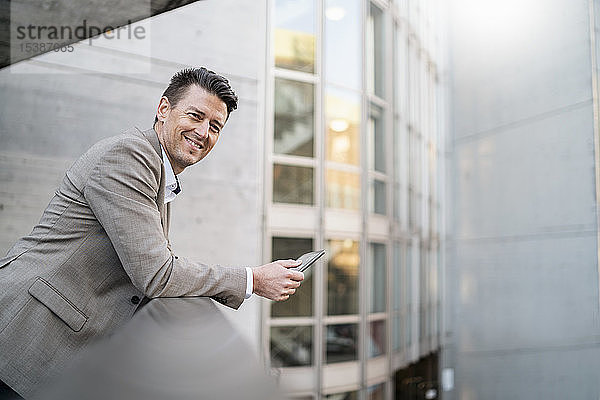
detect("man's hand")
[252,260,304,301]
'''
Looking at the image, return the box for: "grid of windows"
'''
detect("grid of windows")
[266,0,444,398]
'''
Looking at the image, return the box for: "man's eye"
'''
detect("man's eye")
[210,125,220,133]
[188,113,201,120]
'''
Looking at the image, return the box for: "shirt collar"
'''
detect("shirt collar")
[160,144,181,204]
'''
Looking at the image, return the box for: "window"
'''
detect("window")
[274,78,315,157]
[271,326,313,367]
[326,87,361,210]
[369,243,386,313]
[271,237,314,317]
[327,239,360,315]
[325,0,361,89]
[366,3,384,97]
[368,320,386,358]
[273,164,314,205]
[369,105,387,215]
[326,323,358,363]
[274,0,316,73]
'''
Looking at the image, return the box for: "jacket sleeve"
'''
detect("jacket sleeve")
[82,137,246,309]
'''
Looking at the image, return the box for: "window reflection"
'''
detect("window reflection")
[326,88,360,165]
[369,106,385,173]
[367,3,384,97]
[327,239,359,315]
[370,243,386,313]
[274,78,314,157]
[274,0,315,73]
[325,0,361,88]
[271,237,314,317]
[326,323,358,363]
[368,320,386,358]
[326,170,360,210]
[273,164,314,205]
[367,383,385,400]
[405,245,412,348]
[392,315,401,351]
[393,243,402,311]
[271,326,312,367]
[371,179,386,215]
[325,391,358,400]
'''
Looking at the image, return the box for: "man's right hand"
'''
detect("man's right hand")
[252,260,305,301]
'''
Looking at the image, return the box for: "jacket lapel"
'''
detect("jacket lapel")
[138,127,169,239]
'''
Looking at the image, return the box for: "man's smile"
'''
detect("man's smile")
[183,134,205,151]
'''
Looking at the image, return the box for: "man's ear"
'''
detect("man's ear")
[156,96,171,123]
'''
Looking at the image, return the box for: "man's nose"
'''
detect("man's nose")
[194,121,209,139]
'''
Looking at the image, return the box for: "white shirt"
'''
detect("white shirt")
[160,145,253,299]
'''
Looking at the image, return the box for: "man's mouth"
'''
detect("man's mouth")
[183,135,204,151]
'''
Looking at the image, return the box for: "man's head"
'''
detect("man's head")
[154,67,238,174]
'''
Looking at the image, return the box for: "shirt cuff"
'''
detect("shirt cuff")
[244,267,253,299]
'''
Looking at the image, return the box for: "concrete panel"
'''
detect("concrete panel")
[150,0,266,79]
[454,104,597,239]
[455,344,600,400]
[450,0,593,139]
[455,234,599,351]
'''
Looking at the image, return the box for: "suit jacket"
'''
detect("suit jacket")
[0,127,247,398]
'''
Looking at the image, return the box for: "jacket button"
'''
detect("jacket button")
[131,295,140,305]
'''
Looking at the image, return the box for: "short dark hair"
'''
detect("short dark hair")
[154,67,238,125]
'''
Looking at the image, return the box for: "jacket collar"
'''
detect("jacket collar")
[139,127,162,159]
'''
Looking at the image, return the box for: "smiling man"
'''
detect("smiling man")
[0,67,304,398]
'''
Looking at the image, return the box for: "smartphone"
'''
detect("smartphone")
[292,250,326,272]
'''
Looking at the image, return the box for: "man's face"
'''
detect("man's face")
[155,85,228,174]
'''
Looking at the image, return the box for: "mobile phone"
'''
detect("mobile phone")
[293,250,326,272]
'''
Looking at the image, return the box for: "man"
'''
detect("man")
[0,67,304,398]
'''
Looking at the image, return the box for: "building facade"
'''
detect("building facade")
[265,0,446,398]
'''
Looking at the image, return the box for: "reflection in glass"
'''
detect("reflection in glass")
[372,179,386,215]
[366,3,384,97]
[273,164,313,205]
[325,391,358,400]
[367,383,385,400]
[271,326,312,367]
[368,320,386,358]
[274,0,315,73]
[326,87,360,165]
[274,78,314,157]
[325,323,358,363]
[406,245,412,347]
[369,107,385,173]
[325,0,361,89]
[326,170,360,210]
[271,237,314,317]
[370,243,386,313]
[327,239,359,315]
[393,243,402,311]
[392,315,401,351]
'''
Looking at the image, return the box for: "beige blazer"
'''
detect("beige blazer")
[0,127,247,398]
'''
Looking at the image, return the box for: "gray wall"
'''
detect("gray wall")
[445,0,600,398]
[0,0,267,346]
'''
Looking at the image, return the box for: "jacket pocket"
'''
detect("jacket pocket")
[28,277,88,332]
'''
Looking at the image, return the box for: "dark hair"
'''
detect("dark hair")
[154,67,238,125]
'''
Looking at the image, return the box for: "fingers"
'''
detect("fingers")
[278,259,301,268]
[288,270,304,281]
[285,280,301,289]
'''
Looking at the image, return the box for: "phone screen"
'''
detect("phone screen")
[294,250,326,272]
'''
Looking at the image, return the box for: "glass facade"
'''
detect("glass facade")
[266,0,444,398]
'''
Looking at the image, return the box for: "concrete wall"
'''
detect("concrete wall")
[445,0,600,398]
[0,0,267,349]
